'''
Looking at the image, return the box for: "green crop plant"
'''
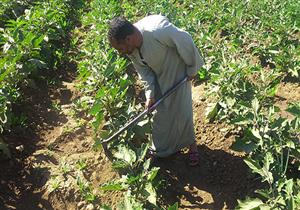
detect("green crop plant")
[100,143,160,208]
[10,113,27,128]
[77,176,97,203]
[76,159,87,171]
[0,0,37,27]
[59,161,72,176]
[48,176,62,193]
[0,0,86,133]
[233,103,300,209]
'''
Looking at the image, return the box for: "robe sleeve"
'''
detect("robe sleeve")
[132,61,156,99]
[153,20,204,76]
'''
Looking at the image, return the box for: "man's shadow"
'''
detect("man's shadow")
[153,145,264,210]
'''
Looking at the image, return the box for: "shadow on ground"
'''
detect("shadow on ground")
[155,144,263,210]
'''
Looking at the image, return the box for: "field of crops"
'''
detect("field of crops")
[0,0,299,209]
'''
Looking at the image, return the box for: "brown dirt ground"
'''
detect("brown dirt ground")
[0,71,299,209]
[274,79,300,119]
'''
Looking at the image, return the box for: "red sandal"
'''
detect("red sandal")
[189,151,199,166]
[146,149,157,161]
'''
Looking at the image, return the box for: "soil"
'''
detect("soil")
[274,79,300,119]
[0,69,299,209]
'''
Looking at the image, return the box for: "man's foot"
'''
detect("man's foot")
[188,142,199,166]
[146,149,157,161]
[188,151,199,166]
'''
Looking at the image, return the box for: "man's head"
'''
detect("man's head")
[108,16,139,56]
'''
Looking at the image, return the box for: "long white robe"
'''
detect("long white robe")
[128,15,204,157]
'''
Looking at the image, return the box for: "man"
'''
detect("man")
[108,15,204,166]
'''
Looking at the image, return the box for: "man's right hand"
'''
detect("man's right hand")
[145,98,155,110]
[187,74,197,81]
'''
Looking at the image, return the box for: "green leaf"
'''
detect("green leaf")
[261,153,274,183]
[266,83,279,97]
[251,128,262,140]
[255,189,271,200]
[143,158,151,171]
[239,101,252,108]
[286,103,300,118]
[230,136,257,153]
[225,97,236,107]
[96,87,106,99]
[290,117,299,132]
[114,144,136,165]
[259,205,271,210]
[136,143,149,163]
[134,125,149,136]
[286,140,295,149]
[231,116,251,125]
[123,192,143,210]
[287,197,295,210]
[271,117,286,130]
[263,152,274,171]
[205,102,219,121]
[252,98,260,115]
[147,167,160,181]
[295,190,300,205]
[198,67,208,80]
[236,197,264,210]
[112,160,130,170]
[93,139,103,150]
[168,202,179,210]
[277,178,286,192]
[100,182,124,191]
[269,50,280,54]
[32,35,45,48]
[92,111,104,130]
[119,87,128,99]
[145,182,157,205]
[3,43,11,53]
[90,103,102,116]
[28,59,47,69]
[125,175,140,185]
[244,158,263,176]
[137,119,149,127]
[100,205,112,210]
[99,130,110,139]
[285,179,294,196]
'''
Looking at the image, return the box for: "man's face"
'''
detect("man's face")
[110,36,135,56]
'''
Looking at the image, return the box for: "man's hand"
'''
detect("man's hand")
[187,74,197,81]
[145,98,155,109]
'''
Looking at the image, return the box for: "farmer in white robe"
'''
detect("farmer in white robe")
[108,15,204,166]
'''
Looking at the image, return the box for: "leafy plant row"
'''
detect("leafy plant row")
[126,0,300,208]
[0,0,39,28]
[193,0,300,208]
[206,57,300,209]
[0,0,85,133]
[74,0,168,209]
[76,0,299,209]
[121,0,299,79]
[126,0,299,208]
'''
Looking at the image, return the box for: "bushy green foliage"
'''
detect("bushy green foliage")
[76,0,299,209]
[0,0,37,27]
[2,0,298,208]
[0,0,85,132]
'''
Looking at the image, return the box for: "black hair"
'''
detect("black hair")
[108,16,135,42]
